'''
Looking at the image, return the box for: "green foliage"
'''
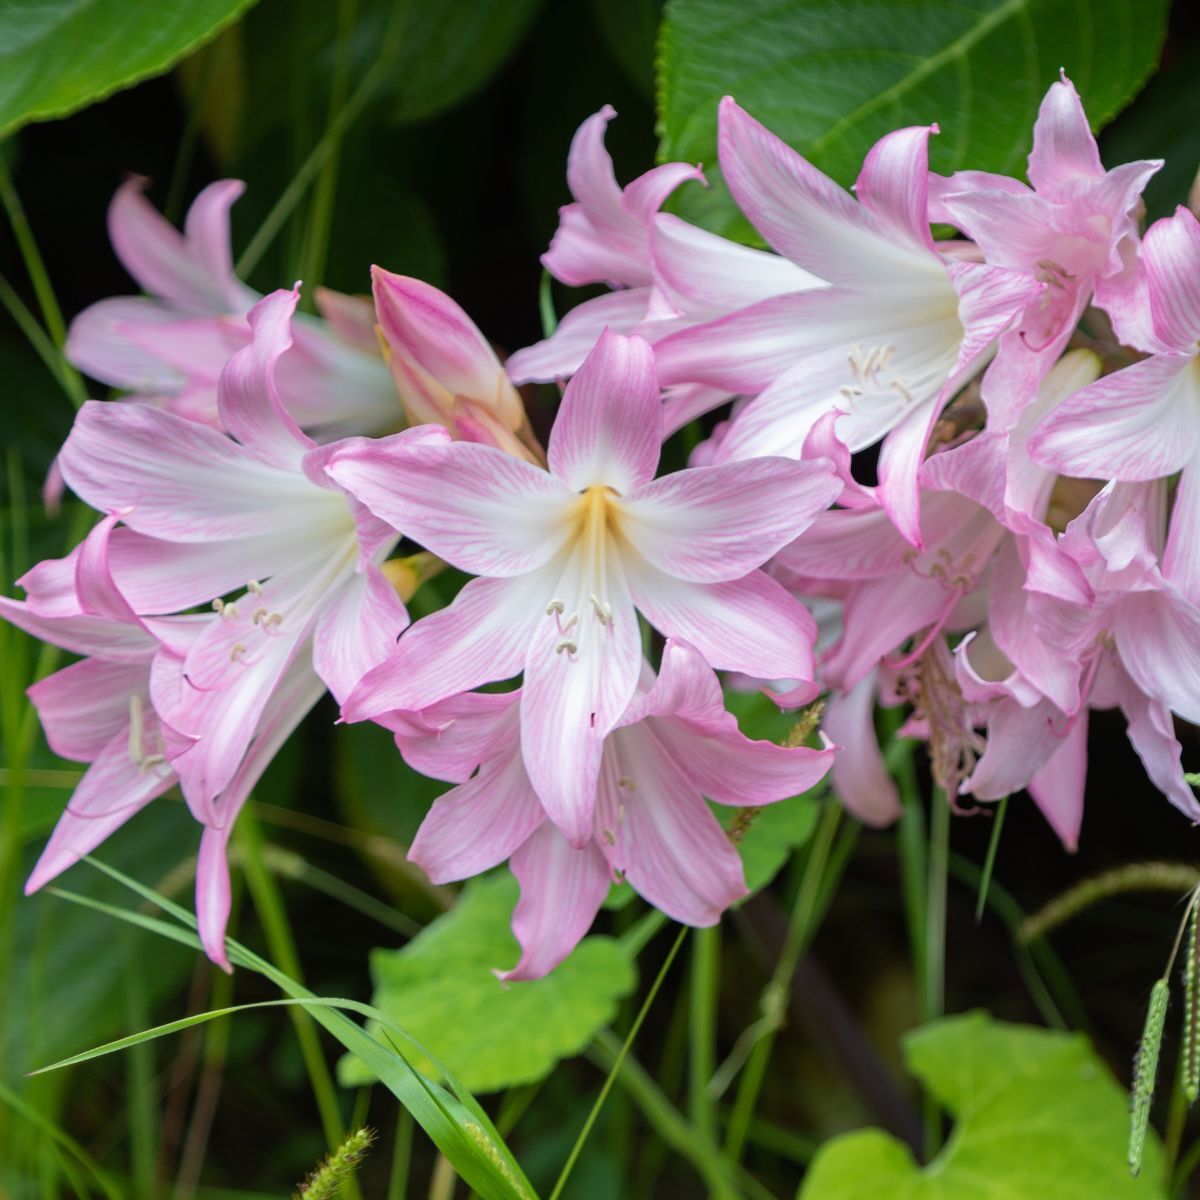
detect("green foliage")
[294,1126,376,1200]
[657,0,1171,238]
[0,0,261,138]
[339,874,638,1094]
[799,1011,1167,1199]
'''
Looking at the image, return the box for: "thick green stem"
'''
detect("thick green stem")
[921,788,951,1157]
[689,925,720,1142]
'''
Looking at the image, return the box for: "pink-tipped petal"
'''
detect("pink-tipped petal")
[197,824,234,971]
[1027,75,1104,194]
[547,329,662,493]
[27,657,148,761]
[499,823,611,981]
[383,690,520,784]
[1030,353,1200,482]
[409,745,545,884]
[854,125,938,254]
[341,574,539,721]
[1144,207,1200,350]
[630,566,817,683]
[824,675,902,827]
[326,433,571,576]
[620,457,839,582]
[218,287,312,468]
[1027,712,1088,850]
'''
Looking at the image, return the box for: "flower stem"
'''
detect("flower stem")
[922,787,951,1156]
[724,801,842,1164]
[689,925,720,1142]
[548,925,688,1200]
[235,807,358,1200]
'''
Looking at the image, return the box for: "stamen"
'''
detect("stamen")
[546,599,564,615]
[252,607,269,625]
[247,579,263,594]
[230,642,248,663]
[589,593,613,626]
[617,776,636,791]
[555,639,578,658]
[601,828,617,847]
[128,695,146,765]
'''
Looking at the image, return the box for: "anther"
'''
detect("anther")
[589,594,613,626]
[247,579,263,594]
[546,599,564,616]
[230,642,247,663]
[555,639,578,657]
[252,607,269,625]
[618,776,636,791]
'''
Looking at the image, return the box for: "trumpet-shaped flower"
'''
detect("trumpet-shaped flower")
[395,640,834,979]
[330,330,840,845]
[50,288,445,962]
[653,98,1042,544]
[66,178,400,439]
[931,74,1161,427]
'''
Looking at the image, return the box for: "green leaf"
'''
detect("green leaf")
[657,0,1170,238]
[386,0,545,124]
[798,1011,1167,1199]
[339,874,638,1094]
[0,0,262,138]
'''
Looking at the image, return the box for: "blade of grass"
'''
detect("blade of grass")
[975,795,1008,922]
[54,865,537,1200]
[688,926,719,1142]
[547,925,689,1200]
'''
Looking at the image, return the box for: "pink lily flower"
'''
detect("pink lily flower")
[66,177,401,439]
[328,330,840,845]
[653,98,1042,545]
[50,288,445,961]
[372,267,541,461]
[1029,204,1200,607]
[931,74,1161,428]
[505,106,704,385]
[393,640,834,979]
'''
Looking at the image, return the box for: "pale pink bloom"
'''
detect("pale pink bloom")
[372,267,540,461]
[392,640,833,979]
[329,330,840,845]
[52,288,444,961]
[1030,204,1200,607]
[931,74,1161,428]
[66,177,400,439]
[653,98,1042,545]
[505,106,703,385]
[0,516,306,968]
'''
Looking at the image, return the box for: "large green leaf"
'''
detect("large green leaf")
[339,874,638,1093]
[657,0,1170,238]
[0,0,261,138]
[798,1011,1167,1199]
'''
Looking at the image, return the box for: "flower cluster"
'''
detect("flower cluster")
[8,73,1198,975]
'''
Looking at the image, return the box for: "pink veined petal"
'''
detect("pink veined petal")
[1029,353,1200,482]
[717,97,935,287]
[947,260,1044,384]
[505,288,651,384]
[217,287,313,468]
[110,178,248,314]
[619,457,839,582]
[498,822,611,982]
[599,725,747,925]
[313,287,381,353]
[630,565,817,683]
[1027,712,1088,851]
[854,124,938,255]
[371,269,514,419]
[928,169,1029,224]
[0,594,156,660]
[312,564,409,705]
[965,696,1067,802]
[1165,449,1200,606]
[875,397,942,548]
[1144,207,1200,350]
[66,297,190,390]
[650,212,822,318]
[547,329,663,493]
[74,512,142,623]
[521,549,642,846]
[197,824,235,971]
[1115,587,1200,726]
[1119,671,1200,822]
[326,433,571,575]
[663,384,731,437]
[623,161,706,229]
[408,744,545,884]
[1026,75,1104,194]
[383,689,520,784]
[119,312,249,386]
[24,727,176,895]
[59,401,334,541]
[27,657,148,761]
[341,574,539,721]
[824,674,902,827]
[771,505,911,586]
